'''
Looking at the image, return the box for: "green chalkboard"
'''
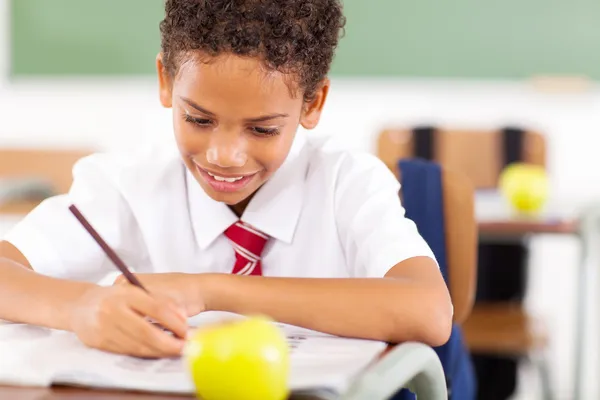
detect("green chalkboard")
[10,0,600,79]
[10,0,164,76]
[330,0,600,79]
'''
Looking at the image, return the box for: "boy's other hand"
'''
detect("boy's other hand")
[69,285,188,358]
[113,273,205,317]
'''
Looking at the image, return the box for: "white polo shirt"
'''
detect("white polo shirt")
[4,133,435,283]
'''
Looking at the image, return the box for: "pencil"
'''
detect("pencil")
[68,204,182,337]
[68,204,147,291]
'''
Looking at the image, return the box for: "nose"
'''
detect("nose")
[206,134,248,168]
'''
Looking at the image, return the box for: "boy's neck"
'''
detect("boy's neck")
[229,196,252,218]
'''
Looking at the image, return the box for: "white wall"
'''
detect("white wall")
[2,1,600,398]
[3,76,600,198]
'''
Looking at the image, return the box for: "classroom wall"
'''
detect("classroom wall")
[2,1,600,399]
[2,78,600,199]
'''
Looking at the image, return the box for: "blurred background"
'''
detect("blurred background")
[2,1,600,399]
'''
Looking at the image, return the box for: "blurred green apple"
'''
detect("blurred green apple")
[184,316,290,400]
[499,163,549,214]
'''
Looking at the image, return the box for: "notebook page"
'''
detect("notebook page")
[0,313,386,394]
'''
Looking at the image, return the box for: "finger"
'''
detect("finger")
[117,306,185,357]
[104,326,166,358]
[126,288,189,339]
[111,296,185,356]
[89,303,169,358]
[113,321,177,358]
[115,282,188,322]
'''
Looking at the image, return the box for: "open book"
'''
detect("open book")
[0,312,386,398]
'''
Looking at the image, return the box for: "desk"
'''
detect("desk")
[0,342,448,400]
[476,192,580,237]
[475,192,597,400]
[0,386,193,400]
[0,386,324,400]
[479,218,578,236]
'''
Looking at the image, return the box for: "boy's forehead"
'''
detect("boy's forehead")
[175,53,301,103]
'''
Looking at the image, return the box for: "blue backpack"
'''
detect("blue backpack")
[392,159,476,400]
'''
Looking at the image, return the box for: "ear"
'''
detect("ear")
[157,53,173,108]
[300,78,330,130]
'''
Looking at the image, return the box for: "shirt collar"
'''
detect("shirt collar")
[187,133,308,249]
[187,169,238,250]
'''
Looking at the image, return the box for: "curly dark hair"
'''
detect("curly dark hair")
[159,0,345,101]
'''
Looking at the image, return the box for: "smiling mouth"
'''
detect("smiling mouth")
[205,170,246,182]
[194,163,258,193]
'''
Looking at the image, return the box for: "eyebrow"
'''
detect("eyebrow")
[180,96,289,123]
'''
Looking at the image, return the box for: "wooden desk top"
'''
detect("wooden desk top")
[0,386,192,400]
[478,217,578,235]
[0,385,325,399]
[476,192,580,236]
[0,200,40,216]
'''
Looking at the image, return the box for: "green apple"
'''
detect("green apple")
[184,316,290,400]
[499,163,549,214]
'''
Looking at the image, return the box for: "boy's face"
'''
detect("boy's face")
[157,53,329,213]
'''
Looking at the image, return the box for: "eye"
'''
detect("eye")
[250,126,280,137]
[184,114,213,127]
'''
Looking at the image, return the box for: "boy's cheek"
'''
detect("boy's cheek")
[174,129,207,158]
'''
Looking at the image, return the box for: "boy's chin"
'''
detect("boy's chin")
[200,183,255,207]
[204,189,249,205]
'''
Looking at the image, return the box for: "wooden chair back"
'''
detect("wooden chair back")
[380,127,546,189]
[0,148,93,194]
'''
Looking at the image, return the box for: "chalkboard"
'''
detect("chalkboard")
[330,0,600,79]
[10,0,164,76]
[10,0,600,79]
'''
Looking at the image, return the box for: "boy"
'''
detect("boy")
[0,0,452,359]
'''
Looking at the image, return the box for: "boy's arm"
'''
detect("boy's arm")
[127,256,453,346]
[201,256,453,346]
[0,240,187,357]
[0,240,93,330]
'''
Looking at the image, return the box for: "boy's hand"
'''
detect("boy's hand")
[69,285,188,358]
[113,273,205,317]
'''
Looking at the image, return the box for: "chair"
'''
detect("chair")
[462,303,553,400]
[342,342,449,400]
[392,158,478,400]
[377,126,546,189]
[377,127,552,399]
[0,148,93,213]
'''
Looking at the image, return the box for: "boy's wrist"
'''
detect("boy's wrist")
[190,273,223,313]
[63,282,99,332]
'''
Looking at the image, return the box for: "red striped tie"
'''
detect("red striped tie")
[224,221,269,276]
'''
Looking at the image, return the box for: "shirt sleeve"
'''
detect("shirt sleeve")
[3,154,148,282]
[334,153,437,278]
